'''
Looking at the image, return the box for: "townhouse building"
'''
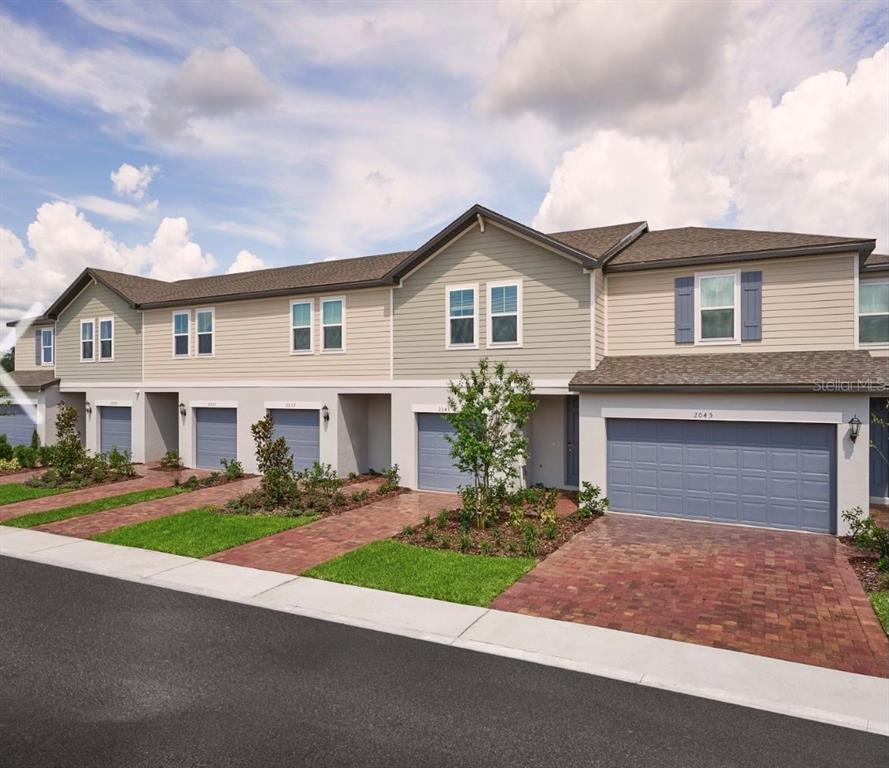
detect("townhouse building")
[4,205,888,536]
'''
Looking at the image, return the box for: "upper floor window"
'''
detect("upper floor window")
[447,284,477,348]
[859,279,889,345]
[291,300,313,353]
[695,271,739,343]
[196,309,214,355]
[80,320,94,362]
[321,298,344,351]
[40,328,53,366]
[487,281,521,347]
[173,311,190,357]
[99,318,114,360]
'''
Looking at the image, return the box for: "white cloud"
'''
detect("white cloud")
[226,249,265,274]
[0,202,217,323]
[208,220,284,247]
[72,195,143,221]
[148,46,274,138]
[111,163,158,200]
[534,44,889,251]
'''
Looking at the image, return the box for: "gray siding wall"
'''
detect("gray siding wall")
[394,224,591,378]
[55,282,142,381]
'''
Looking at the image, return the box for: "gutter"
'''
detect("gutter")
[568,383,889,394]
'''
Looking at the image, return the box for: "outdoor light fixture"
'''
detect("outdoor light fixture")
[321,405,330,423]
[85,401,92,415]
[849,415,861,442]
[179,402,187,417]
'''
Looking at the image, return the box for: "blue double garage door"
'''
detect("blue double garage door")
[607,419,835,534]
[194,407,320,471]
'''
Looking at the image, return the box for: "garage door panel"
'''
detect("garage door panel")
[417,413,473,491]
[606,418,834,533]
[195,408,237,470]
[0,405,36,447]
[269,409,319,472]
[100,406,132,455]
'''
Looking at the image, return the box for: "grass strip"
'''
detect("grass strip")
[304,539,536,607]
[870,591,889,634]
[0,483,65,506]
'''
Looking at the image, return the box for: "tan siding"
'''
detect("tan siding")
[14,320,54,372]
[56,283,142,381]
[595,272,605,364]
[605,253,857,356]
[394,224,591,379]
[142,287,390,381]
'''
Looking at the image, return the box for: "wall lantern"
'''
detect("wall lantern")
[179,402,187,417]
[321,405,330,423]
[849,415,861,442]
[84,401,92,416]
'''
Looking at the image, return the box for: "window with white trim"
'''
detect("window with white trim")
[80,320,95,362]
[859,279,889,345]
[321,298,344,351]
[695,271,739,343]
[447,285,476,347]
[487,281,521,346]
[40,328,53,365]
[173,311,190,357]
[291,300,313,353]
[99,318,114,360]
[196,309,214,355]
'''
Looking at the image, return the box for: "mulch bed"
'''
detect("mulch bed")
[230,485,407,519]
[397,509,600,558]
[841,538,888,593]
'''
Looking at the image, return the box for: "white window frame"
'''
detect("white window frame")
[320,296,346,353]
[40,328,54,366]
[172,310,191,358]
[289,299,314,355]
[857,276,889,348]
[98,316,114,361]
[80,319,95,363]
[195,307,215,357]
[486,279,523,348]
[446,283,478,349]
[694,269,741,345]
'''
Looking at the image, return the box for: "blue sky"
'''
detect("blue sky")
[1,1,887,325]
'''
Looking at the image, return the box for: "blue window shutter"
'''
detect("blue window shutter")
[741,271,762,341]
[35,329,41,365]
[674,276,694,344]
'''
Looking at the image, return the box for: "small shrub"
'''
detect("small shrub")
[423,514,432,526]
[352,489,370,503]
[12,445,38,469]
[424,529,435,542]
[183,474,201,490]
[348,471,358,481]
[0,456,21,472]
[402,525,414,536]
[37,444,55,467]
[30,429,40,450]
[160,449,184,469]
[522,522,538,557]
[0,434,12,461]
[480,540,493,555]
[459,532,471,552]
[577,482,608,519]
[458,507,473,532]
[300,462,341,497]
[53,403,86,481]
[106,447,136,478]
[221,458,244,480]
[436,509,448,528]
[843,506,889,572]
[544,519,558,540]
[378,464,400,494]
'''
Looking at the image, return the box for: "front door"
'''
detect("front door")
[565,396,580,487]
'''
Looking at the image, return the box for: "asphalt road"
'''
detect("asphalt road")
[1,556,885,768]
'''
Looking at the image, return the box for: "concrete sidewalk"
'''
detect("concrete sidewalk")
[2,525,887,736]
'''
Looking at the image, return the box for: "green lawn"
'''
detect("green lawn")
[871,591,889,634]
[2,486,186,529]
[0,483,64,506]
[304,540,536,607]
[93,507,316,558]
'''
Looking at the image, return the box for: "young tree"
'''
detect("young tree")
[251,413,295,507]
[445,358,536,527]
[53,402,85,479]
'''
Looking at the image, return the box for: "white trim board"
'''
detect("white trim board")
[264,401,323,410]
[599,407,845,424]
[61,379,574,390]
[189,400,238,409]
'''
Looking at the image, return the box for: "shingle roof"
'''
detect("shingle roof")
[570,351,888,392]
[606,226,872,270]
[547,222,646,258]
[3,369,59,391]
[863,253,889,272]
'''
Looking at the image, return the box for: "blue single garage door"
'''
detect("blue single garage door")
[269,409,319,472]
[0,404,36,447]
[417,413,472,491]
[195,408,237,470]
[100,406,132,455]
[607,419,835,533]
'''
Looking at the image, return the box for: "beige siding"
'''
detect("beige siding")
[606,253,857,356]
[394,224,591,378]
[595,272,606,364]
[14,320,54,372]
[142,287,390,381]
[56,283,142,381]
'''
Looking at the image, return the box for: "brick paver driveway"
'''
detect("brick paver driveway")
[493,514,889,678]
[210,490,456,574]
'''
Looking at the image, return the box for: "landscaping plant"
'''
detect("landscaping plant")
[251,414,295,506]
[842,506,889,574]
[0,434,12,461]
[445,358,535,528]
[378,464,400,494]
[159,449,184,470]
[221,458,245,481]
[574,482,609,519]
